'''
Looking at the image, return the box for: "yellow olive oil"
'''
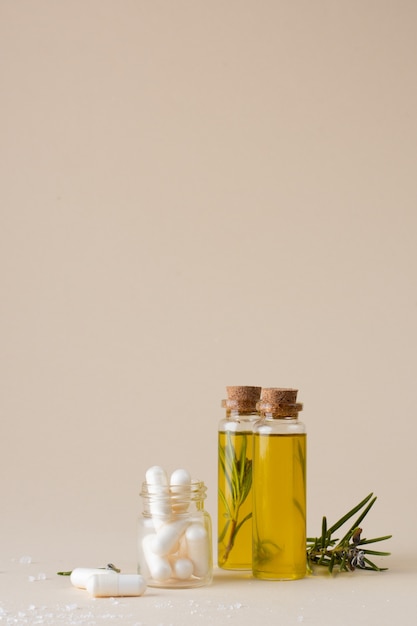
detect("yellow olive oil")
[218,431,253,569]
[252,433,306,580]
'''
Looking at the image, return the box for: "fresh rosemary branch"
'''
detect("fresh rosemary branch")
[306,493,391,574]
[57,563,121,576]
[218,431,253,566]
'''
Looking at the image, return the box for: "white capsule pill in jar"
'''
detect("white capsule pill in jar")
[138,467,212,588]
[142,534,172,582]
[185,523,210,577]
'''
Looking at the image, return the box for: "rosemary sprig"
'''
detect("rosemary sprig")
[307,493,391,574]
[218,431,252,566]
[57,563,121,576]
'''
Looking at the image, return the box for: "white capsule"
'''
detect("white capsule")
[70,568,113,589]
[178,533,188,558]
[170,468,191,486]
[145,465,170,521]
[172,557,194,580]
[142,534,172,582]
[170,468,192,514]
[185,523,210,578]
[150,519,189,557]
[146,465,168,488]
[86,573,146,597]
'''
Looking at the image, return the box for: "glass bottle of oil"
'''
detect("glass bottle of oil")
[252,388,306,580]
[218,385,261,570]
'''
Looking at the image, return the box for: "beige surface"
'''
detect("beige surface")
[1,1,416,623]
[1,557,416,626]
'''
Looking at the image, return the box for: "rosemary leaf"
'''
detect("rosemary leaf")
[327,493,373,535]
[362,549,391,556]
[358,535,392,545]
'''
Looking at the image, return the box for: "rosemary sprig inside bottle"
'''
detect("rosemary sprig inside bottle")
[307,493,391,573]
[218,431,253,566]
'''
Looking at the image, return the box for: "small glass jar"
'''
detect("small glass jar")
[138,480,213,588]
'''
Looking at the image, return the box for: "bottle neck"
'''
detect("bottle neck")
[226,409,259,422]
[262,412,299,420]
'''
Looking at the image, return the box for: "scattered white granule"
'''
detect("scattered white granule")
[19,555,32,564]
[28,575,36,582]
[217,602,244,611]
[37,572,47,580]
[154,600,174,609]
[65,603,79,611]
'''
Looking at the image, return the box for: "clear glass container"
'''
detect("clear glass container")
[218,385,261,570]
[252,388,307,580]
[138,480,212,588]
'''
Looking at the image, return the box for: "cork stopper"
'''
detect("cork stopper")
[221,386,261,412]
[257,387,303,417]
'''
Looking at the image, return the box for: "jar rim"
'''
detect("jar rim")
[140,479,206,500]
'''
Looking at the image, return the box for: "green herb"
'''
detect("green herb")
[57,563,121,576]
[253,537,280,567]
[307,493,391,573]
[218,432,253,566]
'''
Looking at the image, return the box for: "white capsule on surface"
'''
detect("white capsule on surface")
[142,534,172,582]
[172,557,194,580]
[86,573,146,597]
[185,523,210,578]
[70,568,113,589]
[150,519,189,557]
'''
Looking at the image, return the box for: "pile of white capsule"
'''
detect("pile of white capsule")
[139,466,211,586]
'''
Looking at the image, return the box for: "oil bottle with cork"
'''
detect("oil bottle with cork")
[217,385,261,570]
[252,388,306,580]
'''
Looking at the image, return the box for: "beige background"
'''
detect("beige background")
[1,0,416,580]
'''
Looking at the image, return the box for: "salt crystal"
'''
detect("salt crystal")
[19,555,32,564]
[28,575,36,582]
[65,603,78,611]
[37,572,47,580]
